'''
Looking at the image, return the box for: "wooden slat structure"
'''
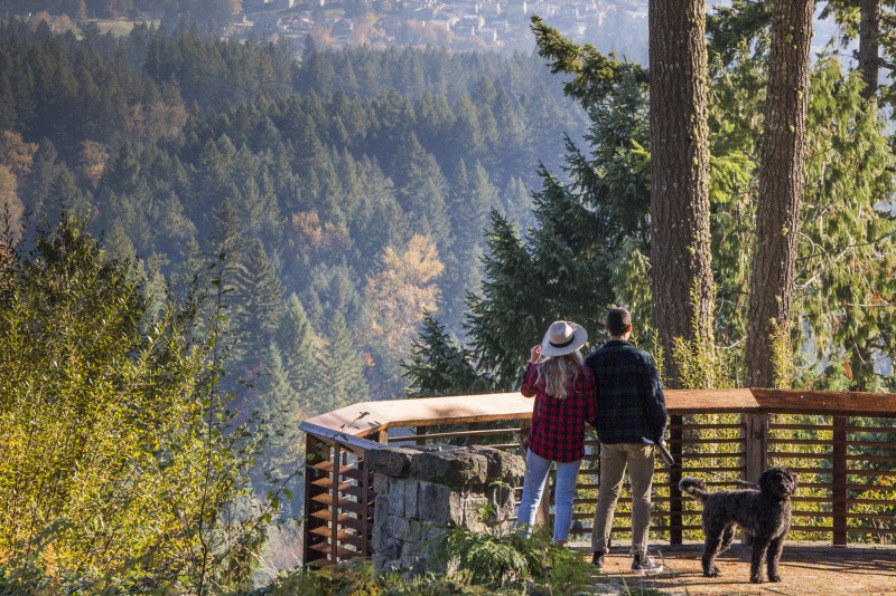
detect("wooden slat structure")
[302,423,382,567]
[300,388,896,566]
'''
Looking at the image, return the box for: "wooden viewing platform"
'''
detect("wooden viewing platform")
[299,387,896,589]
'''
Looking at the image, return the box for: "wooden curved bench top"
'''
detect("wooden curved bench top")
[301,387,896,439]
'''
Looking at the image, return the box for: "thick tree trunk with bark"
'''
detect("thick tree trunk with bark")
[859,0,880,101]
[745,0,815,388]
[648,0,713,387]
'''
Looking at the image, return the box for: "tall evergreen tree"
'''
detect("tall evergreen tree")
[404,314,491,397]
[233,238,286,358]
[441,159,493,330]
[649,0,714,385]
[859,0,882,100]
[277,293,322,408]
[323,311,369,410]
[745,0,815,388]
[206,198,252,368]
[396,133,452,250]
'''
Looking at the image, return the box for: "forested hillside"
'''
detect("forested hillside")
[0,21,591,556]
[0,18,586,408]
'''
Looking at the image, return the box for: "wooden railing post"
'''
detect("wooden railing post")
[832,415,848,547]
[742,412,768,546]
[744,413,768,483]
[330,443,343,564]
[518,419,530,452]
[300,424,383,567]
[303,434,331,566]
[668,414,683,544]
[361,454,375,557]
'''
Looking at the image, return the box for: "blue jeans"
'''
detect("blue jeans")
[517,449,582,542]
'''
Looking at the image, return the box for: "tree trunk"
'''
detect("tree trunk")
[859,0,880,101]
[648,0,713,387]
[745,0,815,388]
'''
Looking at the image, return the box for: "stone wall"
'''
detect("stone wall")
[366,444,525,573]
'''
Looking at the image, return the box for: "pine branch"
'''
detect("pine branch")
[796,230,896,263]
[530,15,646,109]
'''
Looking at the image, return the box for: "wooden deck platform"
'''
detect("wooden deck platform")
[571,542,896,595]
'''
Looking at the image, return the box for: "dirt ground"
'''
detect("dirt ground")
[572,543,896,595]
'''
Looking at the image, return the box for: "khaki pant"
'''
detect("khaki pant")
[591,442,655,557]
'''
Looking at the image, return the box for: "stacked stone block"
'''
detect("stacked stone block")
[366,444,525,574]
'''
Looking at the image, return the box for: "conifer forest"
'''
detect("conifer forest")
[0,1,895,592]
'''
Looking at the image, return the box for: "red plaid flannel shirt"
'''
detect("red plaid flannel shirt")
[520,362,597,463]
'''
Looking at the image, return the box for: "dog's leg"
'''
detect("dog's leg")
[701,521,728,577]
[766,535,785,582]
[719,525,736,554]
[749,537,771,583]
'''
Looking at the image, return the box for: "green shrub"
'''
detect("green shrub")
[0,216,271,593]
[434,525,591,593]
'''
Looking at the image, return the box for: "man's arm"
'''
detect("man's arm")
[582,366,598,428]
[640,354,667,441]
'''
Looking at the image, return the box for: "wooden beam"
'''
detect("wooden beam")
[752,388,896,416]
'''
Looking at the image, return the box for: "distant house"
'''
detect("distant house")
[504,1,529,25]
[428,19,453,32]
[481,1,502,18]
[457,1,478,11]
[455,14,484,31]
[378,15,404,38]
[528,0,558,17]
[330,18,355,45]
[403,0,427,17]
[557,3,581,20]
[412,7,436,21]
[253,13,281,33]
[488,19,511,34]
[475,26,497,43]
[291,16,315,38]
[230,14,255,37]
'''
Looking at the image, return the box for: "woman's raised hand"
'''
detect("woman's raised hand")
[529,344,542,364]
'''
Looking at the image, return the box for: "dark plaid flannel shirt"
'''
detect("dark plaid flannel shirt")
[584,340,667,445]
[520,362,598,463]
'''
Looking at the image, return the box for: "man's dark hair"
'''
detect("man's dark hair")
[606,307,632,337]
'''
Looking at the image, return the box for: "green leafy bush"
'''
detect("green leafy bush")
[263,558,478,595]
[434,525,592,593]
[0,216,271,593]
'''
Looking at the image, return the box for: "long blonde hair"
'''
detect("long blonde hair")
[535,352,583,399]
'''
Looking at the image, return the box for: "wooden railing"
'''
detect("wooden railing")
[299,388,896,567]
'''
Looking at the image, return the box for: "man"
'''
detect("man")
[585,306,667,574]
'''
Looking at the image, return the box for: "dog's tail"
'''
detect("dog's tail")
[679,477,709,502]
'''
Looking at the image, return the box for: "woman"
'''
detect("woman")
[517,320,597,546]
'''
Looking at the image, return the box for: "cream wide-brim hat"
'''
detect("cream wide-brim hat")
[539,320,588,357]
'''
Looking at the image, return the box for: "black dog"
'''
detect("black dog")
[679,467,798,584]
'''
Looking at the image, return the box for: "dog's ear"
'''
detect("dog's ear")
[787,469,798,487]
[758,468,773,493]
